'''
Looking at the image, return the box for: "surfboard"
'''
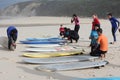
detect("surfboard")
[20,39,66,44]
[73,77,120,80]
[86,77,120,80]
[23,55,98,64]
[22,51,83,58]
[26,48,58,52]
[25,46,74,52]
[26,37,63,41]
[27,44,61,48]
[36,61,108,71]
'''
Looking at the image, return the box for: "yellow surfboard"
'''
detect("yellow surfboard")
[22,51,84,58]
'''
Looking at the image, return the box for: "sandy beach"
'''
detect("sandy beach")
[0,17,120,80]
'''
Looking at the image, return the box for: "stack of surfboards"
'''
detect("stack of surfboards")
[21,37,108,71]
[20,37,83,52]
[22,49,108,72]
[23,52,108,71]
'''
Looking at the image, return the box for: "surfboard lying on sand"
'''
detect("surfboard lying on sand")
[27,44,61,48]
[22,51,83,58]
[85,77,120,80]
[25,46,74,52]
[73,77,120,80]
[23,55,98,64]
[36,60,108,71]
[26,37,63,41]
[20,38,66,44]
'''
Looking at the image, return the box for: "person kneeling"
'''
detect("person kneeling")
[69,30,79,43]
[90,28,108,60]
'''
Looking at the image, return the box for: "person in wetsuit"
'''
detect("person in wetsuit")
[7,26,18,50]
[107,13,119,44]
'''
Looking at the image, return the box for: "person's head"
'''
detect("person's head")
[66,28,70,32]
[107,13,112,19]
[97,28,103,36]
[94,24,100,30]
[60,24,63,27]
[64,27,67,31]
[73,14,77,17]
[92,14,98,19]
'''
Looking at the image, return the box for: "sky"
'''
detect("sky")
[0,0,32,9]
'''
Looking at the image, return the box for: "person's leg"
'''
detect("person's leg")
[90,45,94,56]
[60,32,62,36]
[70,38,73,43]
[112,28,117,42]
[74,25,80,33]
[8,37,12,50]
[90,47,100,56]
[100,51,107,60]
[91,45,95,53]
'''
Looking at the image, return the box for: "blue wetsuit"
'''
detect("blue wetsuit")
[90,30,98,53]
[90,30,98,46]
[7,26,18,49]
[109,17,119,42]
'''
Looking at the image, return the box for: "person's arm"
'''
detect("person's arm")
[113,18,119,27]
[71,17,74,23]
[114,18,120,32]
[93,36,100,51]
[117,20,119,27]
[89,31,92,39]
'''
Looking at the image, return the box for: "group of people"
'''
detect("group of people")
[59,14,80,43]
[5,13,120,60]
[89,13,119,59]
[59,25,79,43]
[59,13,119,59]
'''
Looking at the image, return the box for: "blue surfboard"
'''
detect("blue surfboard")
[26,37,63,41]
[86,77,120,80]
[74,77,120,80]
[20,39,66,44]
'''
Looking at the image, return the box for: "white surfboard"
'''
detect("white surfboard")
[25,46,74,52]
[26,48,57,52]
[27,44,61,48]
[23,55,98,64]
[36,61,108,71]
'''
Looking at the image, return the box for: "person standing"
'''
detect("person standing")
[7,26,18,50]
[107,13,120,44]
[92,14,100,30]
[71,14,80,33]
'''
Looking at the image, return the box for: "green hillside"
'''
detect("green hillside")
[1,0,120,18]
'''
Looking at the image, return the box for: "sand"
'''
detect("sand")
[0,16,120,80]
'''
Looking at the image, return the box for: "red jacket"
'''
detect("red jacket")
[92,18,100,30]
[59,27,64,32]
